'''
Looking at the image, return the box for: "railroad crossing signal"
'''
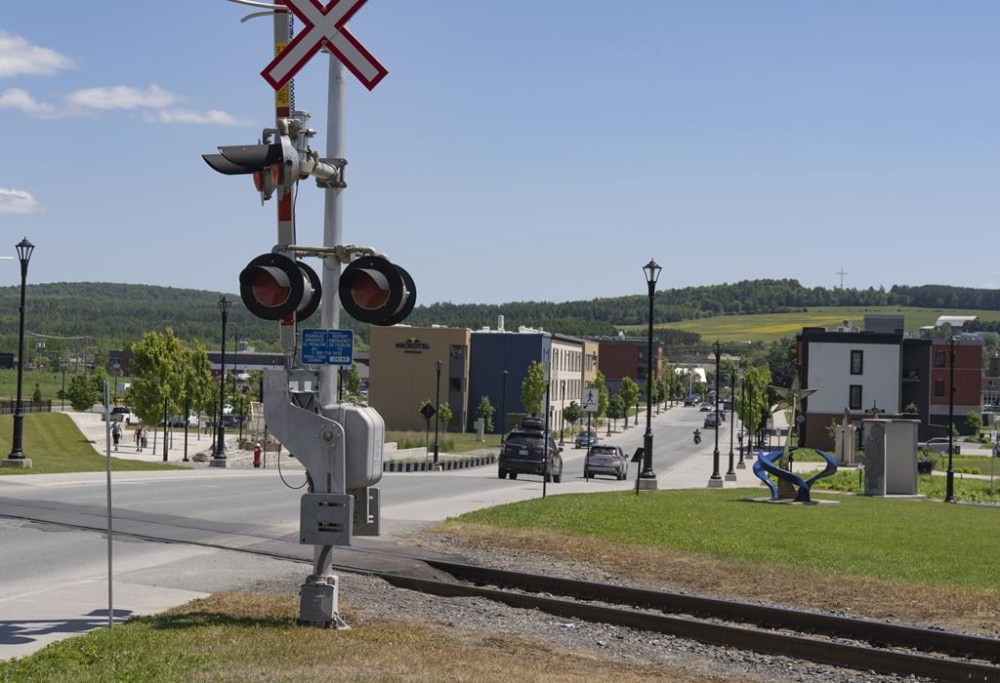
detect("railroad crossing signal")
[262,0,387,91]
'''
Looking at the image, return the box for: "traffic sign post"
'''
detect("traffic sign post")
[581,388,599,413]
[262,0,387,91]
[301,328,354,366]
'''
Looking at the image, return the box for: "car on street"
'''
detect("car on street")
[498,419,562,482]
[683,395,701,406]
[918,437,960,455]
[574,431,598,448]
[584,444,628,480]
[703,413,720,428]
[163,413,199,428]
[699,404,712,412]
[105,406,138,425]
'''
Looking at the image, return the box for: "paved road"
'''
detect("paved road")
[0,404,771,661]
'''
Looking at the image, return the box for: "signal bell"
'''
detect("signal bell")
[240,253,321,322]
[339,256,416,326]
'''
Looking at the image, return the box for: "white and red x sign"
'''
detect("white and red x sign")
[262,0,387,91]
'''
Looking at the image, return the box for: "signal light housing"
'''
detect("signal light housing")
[339,256,416,326]
[239,253,321,322]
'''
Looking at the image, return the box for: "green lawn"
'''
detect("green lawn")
[450,488,1000,590]
[0,412,183,474]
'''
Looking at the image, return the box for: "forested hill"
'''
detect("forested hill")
[1,279,999,351]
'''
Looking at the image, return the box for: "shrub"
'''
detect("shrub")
[917,457,935,474]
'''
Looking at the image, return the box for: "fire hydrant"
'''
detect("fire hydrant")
[253,442,262,468]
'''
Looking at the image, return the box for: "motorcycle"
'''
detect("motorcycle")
[693,430,702,445]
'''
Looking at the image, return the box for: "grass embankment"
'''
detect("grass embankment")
[0,413,183,474]
[386,430,503,453]
[0,592,684,683]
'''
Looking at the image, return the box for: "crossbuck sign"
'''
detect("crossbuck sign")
[262,0,388,91]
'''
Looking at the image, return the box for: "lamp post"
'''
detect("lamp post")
[737,377,747,468]
[433,359,442,467]
[212,296,231,467]
[946,336,956,503]
[708,340,723,487]
[726,366,736,481]
[5,238,34,468]
[640,259,660,488]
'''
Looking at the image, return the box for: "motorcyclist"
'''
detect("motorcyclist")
[693,428,702,444]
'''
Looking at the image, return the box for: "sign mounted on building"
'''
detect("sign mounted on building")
[262,0,388,91]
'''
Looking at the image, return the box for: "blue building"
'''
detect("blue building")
[468,327,552,434]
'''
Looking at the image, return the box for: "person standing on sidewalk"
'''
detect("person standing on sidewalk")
[111,422,122,452]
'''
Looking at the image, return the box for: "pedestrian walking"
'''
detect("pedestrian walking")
[134,426,142,452]
[111,422,122,452]
[139,426,148,453]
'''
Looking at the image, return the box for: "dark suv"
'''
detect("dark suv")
[498,422,563,482]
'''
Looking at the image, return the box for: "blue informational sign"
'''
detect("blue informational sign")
[301,329,354,366]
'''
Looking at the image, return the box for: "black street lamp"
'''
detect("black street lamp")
[433,360,442,466]
[213,296,232,466]
[640,259,660,487]
[726,367,736,481]
[946,336,956,503]
[6,238,34,467]
[737,377,747,469]
[709,340,723,487]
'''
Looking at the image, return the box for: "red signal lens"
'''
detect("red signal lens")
[349,271,390,310]
[251,268,291,307]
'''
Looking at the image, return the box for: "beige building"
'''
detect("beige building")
[369,326,472,433]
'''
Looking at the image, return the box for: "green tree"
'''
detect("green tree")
[67,373,100,412]
[179,340,215,417]
[128,329,188,425]
[346,364,362,395]
[520,361,546,417]
[476,395,495,433]
[590,370,609,419]
[438,402,453,430]
[607,394,624,433]
[965,411,983,434]
[619,376,639,428]
[737,365,772,445]
[563,401,581,434]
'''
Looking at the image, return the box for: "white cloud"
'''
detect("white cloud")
[0,32,75,78]
[65,84,179,110]
[149,108,250,126]
[0,88,61,118]
[0,188,41,215]
[0,84,244,125]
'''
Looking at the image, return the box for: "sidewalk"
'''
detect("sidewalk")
[62,410,283,470]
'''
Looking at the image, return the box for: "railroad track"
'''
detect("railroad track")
[4,500,998,682]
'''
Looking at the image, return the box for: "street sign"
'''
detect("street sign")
[301,328,354,366]
[262,0,388,91]
[582,387,599,413]
[420,403,436,421]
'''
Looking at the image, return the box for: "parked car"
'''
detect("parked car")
[584,444,628,480]
[163,413,199,428]
[703,413,720,429]
[683,395,701,407]
[105,406,138,425]
[918,437,960,455]
[498,423,562,482]
[574,431,598,449]
[699,404,712,412]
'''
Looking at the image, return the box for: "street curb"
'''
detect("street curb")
[383,453,497,473]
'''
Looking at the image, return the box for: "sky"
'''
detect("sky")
[3,1,1000,307]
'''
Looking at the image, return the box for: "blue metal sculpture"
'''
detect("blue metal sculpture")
[751,376,838,502]
[752,446,838,502]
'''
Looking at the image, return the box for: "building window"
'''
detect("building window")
[849,385,862,410]
[934,351,946,368]
[850,350,863,375]
[934,380,946,398]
